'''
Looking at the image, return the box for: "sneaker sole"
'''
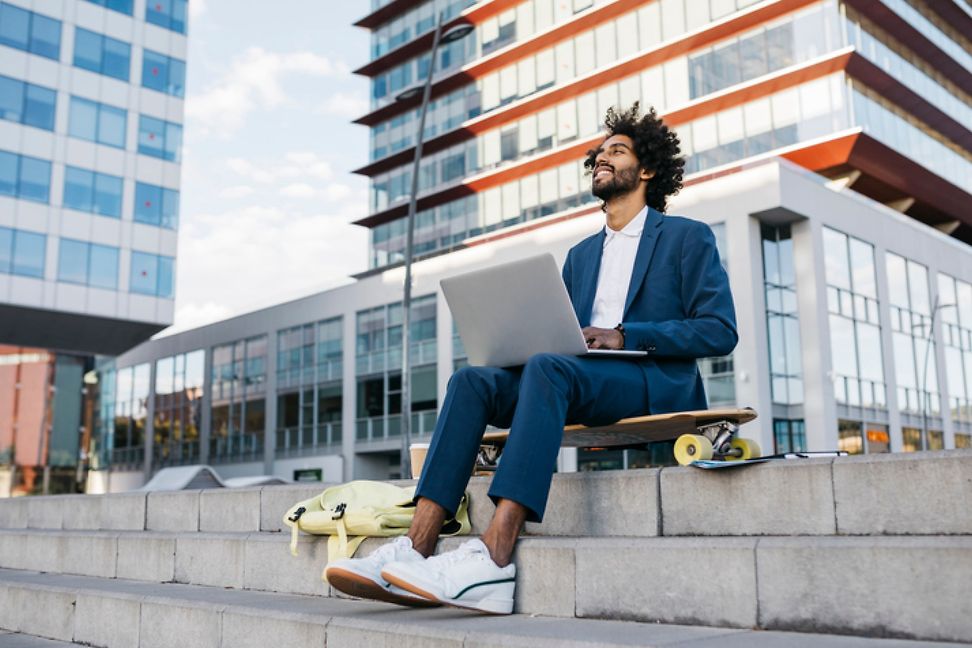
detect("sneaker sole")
[326,567,441,608]
[382,572,513,615]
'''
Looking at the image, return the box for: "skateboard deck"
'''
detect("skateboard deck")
[477,407,758,471]
[690,451,848,469]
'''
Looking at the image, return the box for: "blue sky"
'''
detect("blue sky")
[169,0,373,332]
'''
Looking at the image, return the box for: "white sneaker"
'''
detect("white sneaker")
[325,536,439,607]
[381,538,516,614]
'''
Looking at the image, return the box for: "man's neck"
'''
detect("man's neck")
[604,192,648,232]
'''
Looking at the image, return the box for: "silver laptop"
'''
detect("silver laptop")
[441,253,649,367]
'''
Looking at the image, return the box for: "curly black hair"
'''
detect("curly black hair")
[583,102,684,213]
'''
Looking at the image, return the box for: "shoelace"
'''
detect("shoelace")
[427,541,485,568]
[366,536,411,565]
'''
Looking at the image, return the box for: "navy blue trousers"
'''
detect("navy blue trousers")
[415,353,651,523]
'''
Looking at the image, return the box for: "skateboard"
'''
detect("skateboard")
[690,450,848,470]
[475,407,760,471]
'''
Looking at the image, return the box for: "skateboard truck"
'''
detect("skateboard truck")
[674,419,760,465]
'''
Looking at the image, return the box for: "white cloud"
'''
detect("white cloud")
[227,153,333,185]
[280,183,317,198]
[188,0,207,19]
[173,201,369,329]
[219,184,255,199]
[185,48,350,137]
[319,91,369,118]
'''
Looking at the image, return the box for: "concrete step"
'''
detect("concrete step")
[0,568,966,648]
[0,631,79,647]
[0,451,970,538]
[1,529,970,642]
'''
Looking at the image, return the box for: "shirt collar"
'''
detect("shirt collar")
[604,206,649,244]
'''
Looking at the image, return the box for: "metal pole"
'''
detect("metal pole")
[401,12,445,479]
[919,296,945,451]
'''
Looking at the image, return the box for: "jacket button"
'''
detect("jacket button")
[648,345,656,352]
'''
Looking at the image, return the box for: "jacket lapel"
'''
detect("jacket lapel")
[575,228,605,327]
[623,208,663,318]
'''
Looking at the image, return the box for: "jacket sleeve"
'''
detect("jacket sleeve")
[622,222,738,358]
[561,248,574,302]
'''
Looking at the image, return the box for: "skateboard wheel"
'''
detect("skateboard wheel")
[726,437,761,461]
[674,434,713,466]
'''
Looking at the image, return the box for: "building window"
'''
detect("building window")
[823,227,885,409]
[146,0,187,34]
[355,296,438,447]
[138,115,182,162]
[0,75,56,131]
[763,225,803,405]
[886,253,938,419]
[211,337,266,463]
[0,3,61,60]
[275,318,344,456]
[68,96,127,149]
[134,182,179,229]
[108,363,149,468]
[73,28,131,81]
[0,227,45,278]
[0,150,51,204]
[57,238,119,289]
[63,166,123,218]
[773,419,806,453]
[837,419,863,455]
[937,273,972,434]
[129,251,174,298]
[152,350,204,468]
[142,49,186,97]
[82,0,134,15]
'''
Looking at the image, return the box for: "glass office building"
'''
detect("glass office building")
[89,0,971,489]
[0,0,188,495]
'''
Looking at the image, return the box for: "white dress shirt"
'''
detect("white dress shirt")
[590,206,648,330]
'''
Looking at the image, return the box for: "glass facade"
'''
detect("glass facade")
[146,0,187,34]
[0,3,61,60]
[68,96,127,149]
[63,167,123,218]
[275,318,344,457]
[109,363,149,468]
[887,252,940,450]
[356,295,438,443]
[211,336,267,463]
[773,419,806,453]
[57,239,119,290]
[823,227,885,409]
[142,49,186,97]
[134,182,179,229]
[138,115,182,162]
[82,0,134,15]
[937,273,972,431]
[763,225,803,405]
[0,75,56,131]
[0,227,45,278]
[130,252,174,298]
[73,27,131,81]
[0,150,51,204]
[153,350,204,467]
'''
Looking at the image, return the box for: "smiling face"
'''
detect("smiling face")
[590,134,652,202]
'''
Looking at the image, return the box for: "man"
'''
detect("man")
[325,104,737,614]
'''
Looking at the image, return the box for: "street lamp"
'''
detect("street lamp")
[916,297,955,451]
[395,16,474,478]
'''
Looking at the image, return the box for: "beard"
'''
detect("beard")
[591,165,641,202]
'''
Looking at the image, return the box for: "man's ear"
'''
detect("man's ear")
[640,168,655,181]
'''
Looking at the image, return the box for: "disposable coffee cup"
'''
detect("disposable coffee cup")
[409,443,431,480]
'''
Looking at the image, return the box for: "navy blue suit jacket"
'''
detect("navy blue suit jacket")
[561,207,737,414]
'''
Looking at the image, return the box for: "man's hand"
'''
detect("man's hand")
[582,326,624,349]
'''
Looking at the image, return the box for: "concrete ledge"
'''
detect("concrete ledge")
[26,496,67,530]
[833,450,972,535]
[200,488,262,533]
[174,533,245,589]
[74,592,141,647]
[100,493,147,531]
[243,533,329,596]
[117,533,175,582]
[575,536,758,628]
[660,458,836,535]
[756,535,972,643]
[61,495,102,531]
[0,498,27,529]
[259,484,327,532]
[147,491,200,532]
[60,532,117,578]
[0,568,964,647]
